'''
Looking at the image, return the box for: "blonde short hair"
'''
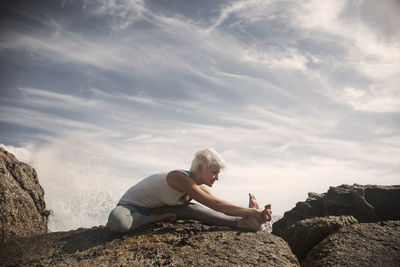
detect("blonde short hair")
[190,148,226,172]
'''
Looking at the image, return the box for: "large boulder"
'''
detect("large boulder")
[0,219,300,266]
[302,220,400,267]
[272,184,400,239]
[0,147,49,243]
[283,216,358,261]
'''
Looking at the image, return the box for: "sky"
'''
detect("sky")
[1,0,399,231]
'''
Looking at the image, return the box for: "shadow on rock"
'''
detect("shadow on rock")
[59,226,117,254]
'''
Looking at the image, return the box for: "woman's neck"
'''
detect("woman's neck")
[191,171,203,185]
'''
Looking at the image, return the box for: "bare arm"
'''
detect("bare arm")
[199,185,213,196]
[166,171,260,219]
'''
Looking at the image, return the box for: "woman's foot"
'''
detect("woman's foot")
[149,213,177,223]
[249,193,272,222]
[248,193,260,209]
[237,216,261,232]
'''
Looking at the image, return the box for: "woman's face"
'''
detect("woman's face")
[198,165,220,187]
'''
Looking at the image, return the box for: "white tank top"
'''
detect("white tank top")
[118,170,190,208]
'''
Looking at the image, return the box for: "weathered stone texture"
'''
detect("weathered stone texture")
[0,147,49,243]
[0,220,300,266]
[272,184,400,239]
[302,220,400,267]
[284,215,358,261]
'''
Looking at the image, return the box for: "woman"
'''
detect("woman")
[108,148,272,232]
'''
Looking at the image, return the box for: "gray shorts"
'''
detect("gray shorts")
[108,202,239,233]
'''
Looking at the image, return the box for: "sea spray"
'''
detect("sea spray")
[261,215,282,232]
[2,141,144,231]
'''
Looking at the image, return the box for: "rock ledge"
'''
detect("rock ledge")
[0,220,299,266]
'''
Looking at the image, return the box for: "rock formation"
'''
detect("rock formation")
[0,220,300,266]
[0,147,49,243]
[302,220,400,267]
[282,215,358,261]
[273,184,400,266]
[272,184,400,239]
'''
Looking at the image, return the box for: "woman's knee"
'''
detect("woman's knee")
[108,206,133,233]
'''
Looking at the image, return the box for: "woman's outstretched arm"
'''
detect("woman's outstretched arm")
[166,171,267,222]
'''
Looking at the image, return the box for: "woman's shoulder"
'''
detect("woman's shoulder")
[166,170,194,192]
[169,169,192,177]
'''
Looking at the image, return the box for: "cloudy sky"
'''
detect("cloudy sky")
[1,0,399,231]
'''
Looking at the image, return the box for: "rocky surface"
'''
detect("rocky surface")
[302,220,400,267]
[272,184,400,239]
[1,147,400,266]
[0,220,300,266]
[283,216,358,261]
[0,147,49,243]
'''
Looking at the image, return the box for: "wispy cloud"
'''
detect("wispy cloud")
[207,0,276,32]
[242,47,310,71]
[83,0,145,29]
[285,0,400,112]
[19,87,100,108]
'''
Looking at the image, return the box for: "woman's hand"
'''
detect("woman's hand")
[237,204,272,231]
[261,204,272,222]
[252,204,272,224]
